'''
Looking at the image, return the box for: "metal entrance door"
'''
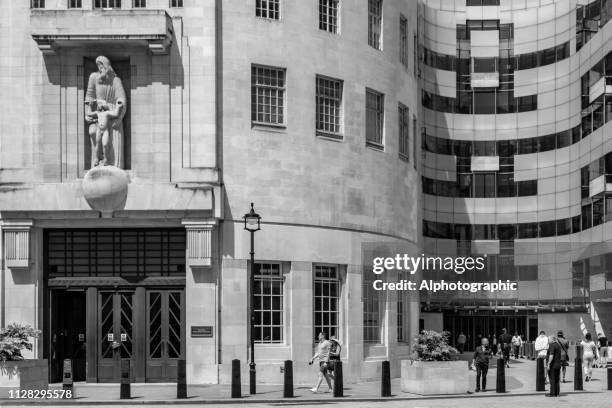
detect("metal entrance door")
[146,290,185,382]
[97,291,134,382]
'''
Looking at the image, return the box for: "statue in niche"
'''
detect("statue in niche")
[85,56,126,168]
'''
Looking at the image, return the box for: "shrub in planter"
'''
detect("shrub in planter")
[0,323,47,396]
[401,330,468,395]
[410,330,459,361]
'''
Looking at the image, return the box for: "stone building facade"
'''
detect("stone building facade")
[0,0,420,384]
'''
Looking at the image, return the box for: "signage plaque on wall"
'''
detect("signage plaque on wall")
[191,326,213,338]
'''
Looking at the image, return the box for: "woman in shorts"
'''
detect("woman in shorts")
[309,332,332,393]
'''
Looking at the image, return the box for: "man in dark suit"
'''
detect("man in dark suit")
[546,335,562,397]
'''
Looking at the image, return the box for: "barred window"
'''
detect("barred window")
[256,0,280,20]
[31,0,45,8]
[413,115,418,168]
[368,0,383,49]
[397,272,407,342]
[363,269,380,343]
[133,0,146,7]
[319,0,339,33]
[316,76,343,139]
[398,103,409,159]
[69,0,82,8]
[94,0,121,8]
[251,65,286,126]
[400,15,408,67]
[253,263,284,343]
[170,0,183,7]
[366,89,384,148]
[313,265,339,340]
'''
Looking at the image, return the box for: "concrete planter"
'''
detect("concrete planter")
[401,360,469,395]
[0,360,48,397]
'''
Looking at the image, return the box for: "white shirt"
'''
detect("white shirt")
[535,335,549,357]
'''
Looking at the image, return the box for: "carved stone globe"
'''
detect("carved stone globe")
[82,166,129,216]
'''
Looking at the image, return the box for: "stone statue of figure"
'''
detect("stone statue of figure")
[85,56,126,168]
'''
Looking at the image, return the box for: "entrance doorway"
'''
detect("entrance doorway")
[50,290,87,383]
[443,312,530,351]
[145,290,185,382]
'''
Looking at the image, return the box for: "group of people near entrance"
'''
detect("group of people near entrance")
[308,332,341,393]
[472,329,609,397]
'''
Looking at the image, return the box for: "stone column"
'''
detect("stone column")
[182,219,218,384]
[1,220,37,357]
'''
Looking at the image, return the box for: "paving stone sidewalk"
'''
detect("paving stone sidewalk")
[0,360,609,405]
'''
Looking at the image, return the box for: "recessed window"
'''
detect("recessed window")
[319,0,339,33]
[473,89,496,114]
[398,103,409,159]
[69,0,82,8]
[256,0,280,20]
[253,263,283,344]
[133,0,146,7]
[170,0,183,7]
[399,15,408,67]
[251,65,286,127]
[365,89,384,149]
[313,265,340,340]
[473,57,496,73]
[368,0,383,50]
[31,0,45,8]
[94,0,121,8]
[316,75,343,139]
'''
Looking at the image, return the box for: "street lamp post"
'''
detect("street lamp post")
[243,203,261,395]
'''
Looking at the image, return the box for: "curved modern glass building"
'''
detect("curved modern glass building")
[420,0,612,349]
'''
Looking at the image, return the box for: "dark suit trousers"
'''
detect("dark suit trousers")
[476,362,488,390]
[548,367,561,396]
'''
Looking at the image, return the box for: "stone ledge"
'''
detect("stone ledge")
[30,9,174,55]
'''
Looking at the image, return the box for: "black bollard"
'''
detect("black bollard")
[62,359,73,398]
[536,358,546,391]
[574,345,583,391]
[333,361,343,397]
[496,357,506,393]
[381,360,391,397]
[231,359,241,398]
[283,360,293,398]
[608,368,612,391]
[177,359,187,399]
[120,359,130,399]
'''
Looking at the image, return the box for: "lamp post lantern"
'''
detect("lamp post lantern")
[243,203,261,395]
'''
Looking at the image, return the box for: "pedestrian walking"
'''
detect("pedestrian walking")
[597,332,608,368]
[512,332,522,359]
[581,332,599,382]
[546,335,562,397]
[556,330,570,383]
[457,332,466,354]
[535,330,550,384]
[309,332,333,393]
[499,328,512,368]
[520,334,526,358]
[472,337,494,392]
[327,335,341,381]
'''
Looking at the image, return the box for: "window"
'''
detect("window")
[413,115,418,168]
[365,89,384,148]
[397,271,407,342]
[31,0,45,7]
[474,89,496,114]
[368,0,383,50]
[316,76,343,139]
[398,103,409,159]
[473,57,496,73]
[251,65,286,126]
[94,0,121,8]
[363,269,380,343]
[253,263,283,343]
[69,0,82,8]
[518,265,538,281]
[319,0,339,33]
[256,0,280,20]
[170,0,183,6]
[133,0,145,7]
[473,172,496,197]
[400,15,408,67]
[313,265,339,340]
[413,34,418,77]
